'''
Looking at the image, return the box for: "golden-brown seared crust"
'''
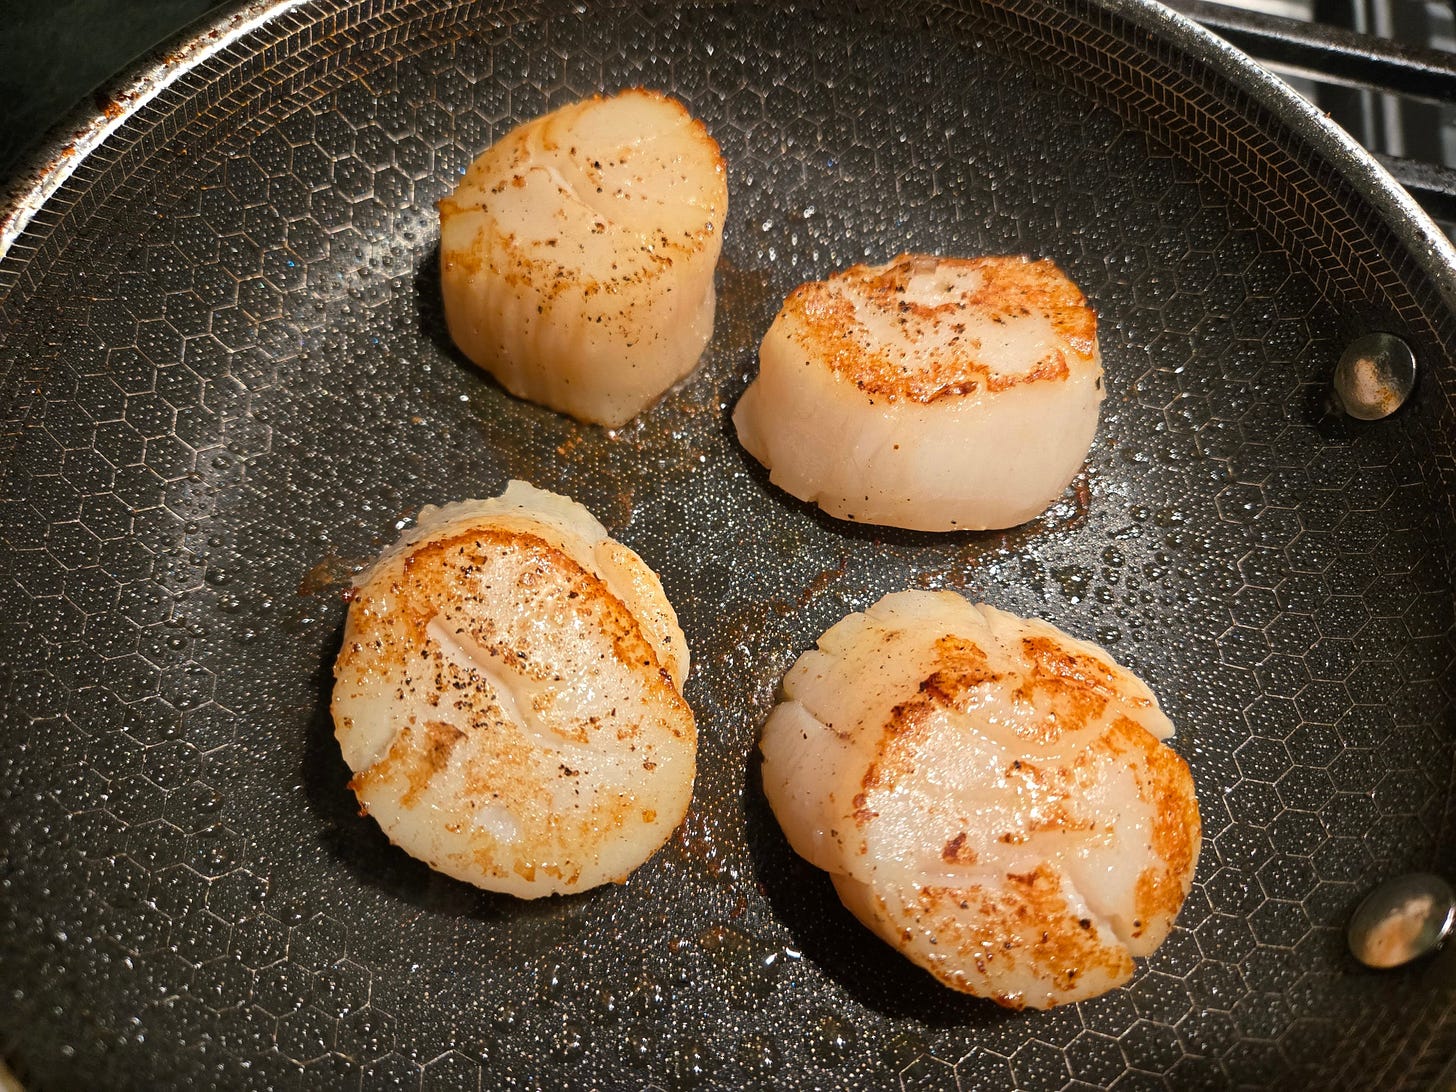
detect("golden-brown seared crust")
[539,87,727,184]
[837,618,1198,1005]
[854,630,1163,833]
[1013,634,1155,746]
[1019,634,1142,703]
[927,866,1134,1005]
[778,254,1097,403]
[852,634,997,826]
[1127,719,1202,937]
[349,719,467,810]
[438,89,726,305]
[341,527,681,710]
[842,868,1134,1009]
[760,594,1197,1006]
[335,523,694,891]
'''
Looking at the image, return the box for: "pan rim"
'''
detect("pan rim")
[1103,0,1456,311]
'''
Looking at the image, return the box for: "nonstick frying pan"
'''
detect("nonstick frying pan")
[2,0,1455,1088]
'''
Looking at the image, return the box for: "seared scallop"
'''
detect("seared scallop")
[331,481,695,898]
[439,89,728,427]
[734,254,1104,531]
[759,590,1199,1008]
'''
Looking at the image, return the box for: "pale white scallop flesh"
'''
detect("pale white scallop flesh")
[759,590,1200,1008]
[439,89,728,427]
[331,481,695,898]
[734,254,1104,531]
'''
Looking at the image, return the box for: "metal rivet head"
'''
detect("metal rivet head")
[1333,332,1417,420]
[1347,873,1456,969]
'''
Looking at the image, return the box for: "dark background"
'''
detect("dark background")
[0,0,229,180]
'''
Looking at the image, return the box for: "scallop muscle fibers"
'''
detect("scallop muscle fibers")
[734,254,1105,531]
[759,590,1200,1009]
[439,89,728,427]
[331,481,696,898]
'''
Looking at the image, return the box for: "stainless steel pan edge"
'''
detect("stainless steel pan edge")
[1107,0,1456,313]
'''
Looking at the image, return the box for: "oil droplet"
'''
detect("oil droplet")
[551,1020,586,1060]
[633,973,668,1011]
[624,1027,653,1064]
[1052,564,1091,603]
[698,924,779,999]
[537,964,568,1003]
[205,569,232,587]
[737,1032,778,1073]
[593,987,618,1023]
[699,923,746,956]
[884,1029,931,1070]
[812,1011,855,1066]
[665,935,695,984]
[671,1037,713,1085]
[1111,522,1143,541]
[492,1004,518,1031]
[192,785,223,813]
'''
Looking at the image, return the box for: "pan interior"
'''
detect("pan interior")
[1,1,1454,1088]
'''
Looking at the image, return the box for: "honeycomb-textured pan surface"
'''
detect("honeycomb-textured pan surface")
[2,1,1455,1088]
